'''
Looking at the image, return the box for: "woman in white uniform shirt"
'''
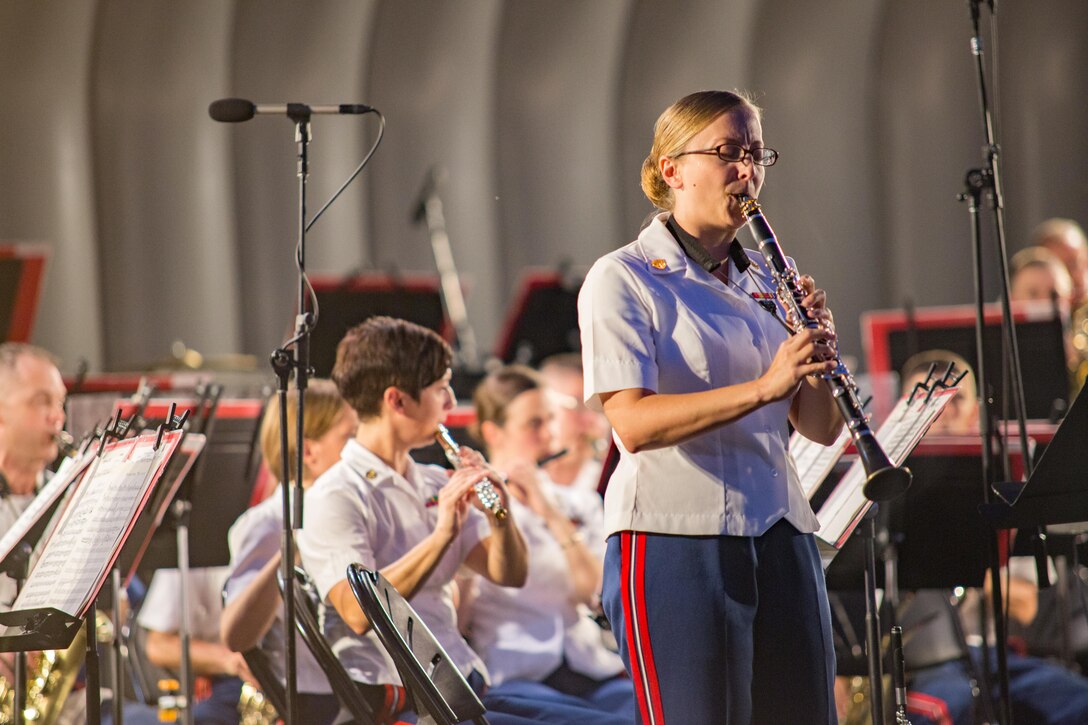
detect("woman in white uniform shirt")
[463,365,634,724]
[220,379,357,723]
[298,317,609,725]
[579,90,843,724]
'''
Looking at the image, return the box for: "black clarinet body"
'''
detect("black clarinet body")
[737,195,912,501]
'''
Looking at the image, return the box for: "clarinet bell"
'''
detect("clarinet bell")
[855,433,913,501]
[863,465,914,502]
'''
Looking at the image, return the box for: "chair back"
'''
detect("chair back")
[241,647,288,717]
[346,564,488,725]
[280,565,377,724]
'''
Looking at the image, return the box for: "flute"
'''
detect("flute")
[434,424,508,521]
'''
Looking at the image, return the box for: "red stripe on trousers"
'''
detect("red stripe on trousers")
[621,532,666,724]
[620,533,654,725]
[906,692,953,725]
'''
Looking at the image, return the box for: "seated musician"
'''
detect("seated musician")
[0,343,87,723]
[461,365,634,723]
[537,353,610,492]
[0,344,68,607]
[220,379,357,724]
[130,566,251,725]
[299,317,613,724]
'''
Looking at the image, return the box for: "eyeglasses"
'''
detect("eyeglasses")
[673,143,779,167]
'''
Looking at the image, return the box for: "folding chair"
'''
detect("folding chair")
[280,566,377,724]
[241,647,288,717]
[346,564,489,725]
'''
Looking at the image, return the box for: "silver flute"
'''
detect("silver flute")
[737,195,912,502]
[434,424,508,521]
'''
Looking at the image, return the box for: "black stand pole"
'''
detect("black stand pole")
[957,2,1034,722]
[270,107,315,725]
[86,606,102,725]
[7,543,31,725]
[111,569,125,725]
[861,508,885,725]
[172,499,195,725]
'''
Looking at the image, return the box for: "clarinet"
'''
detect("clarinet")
[434,424,508,521]
[737,195,912,502]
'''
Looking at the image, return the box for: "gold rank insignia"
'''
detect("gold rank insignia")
[365,469,377,479]
[650,258,667,270]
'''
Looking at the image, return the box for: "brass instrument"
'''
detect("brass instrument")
[52,433,78,460]
[737,195,912,502]
[0,623,88,725]
[237,682,278,725]
[841,675,894,725]
[434,425,508,521]
[1071,301,1088,391]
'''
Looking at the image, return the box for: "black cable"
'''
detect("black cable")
[287,110,386,332]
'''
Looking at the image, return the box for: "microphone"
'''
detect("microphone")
[208,98,375,123]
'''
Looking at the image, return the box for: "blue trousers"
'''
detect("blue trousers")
[908,647,1088,725]
[602,521,837,724]
[386,670,633,725]
[106,676,243,725]
[484,677,636,724]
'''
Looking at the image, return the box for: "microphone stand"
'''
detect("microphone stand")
[270,106,314,725]
[413,167,481,371]
[213,98,382,725]
[956,2,1034,722]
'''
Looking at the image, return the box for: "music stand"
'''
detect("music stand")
[307,272,449,378]
[825,437,1033,592]
[983,383,1088,529]
[0,423,185,725]
[493,269,582,367]
[126,398,264,575]
[0,243,49,343]
[117,397,261,725]
[862,301,1069,420]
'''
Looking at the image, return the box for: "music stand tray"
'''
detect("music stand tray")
[983,383,1088,530]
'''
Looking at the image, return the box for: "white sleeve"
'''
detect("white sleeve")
[297,482,374,602]
[579,256,658,411]
[137,569,181,633]
[223,507,279,606]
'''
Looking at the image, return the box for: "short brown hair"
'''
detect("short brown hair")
[470,364,542,445]
[259,378,346,482]
[641,90,761,211]
[332,316,452,419]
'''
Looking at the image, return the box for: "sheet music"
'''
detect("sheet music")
[13,431,181,617]
[791,428,852,499]
[0,450,95,567]
[816,388,959,554]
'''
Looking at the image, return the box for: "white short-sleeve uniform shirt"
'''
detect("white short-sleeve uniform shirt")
[467,475,623,686]
[296,439,490,687]
[138,566,231,643]
[579,213,819,538]
[224,488,332,694]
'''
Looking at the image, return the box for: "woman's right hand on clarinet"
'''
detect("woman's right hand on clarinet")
[758,328,837,402]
